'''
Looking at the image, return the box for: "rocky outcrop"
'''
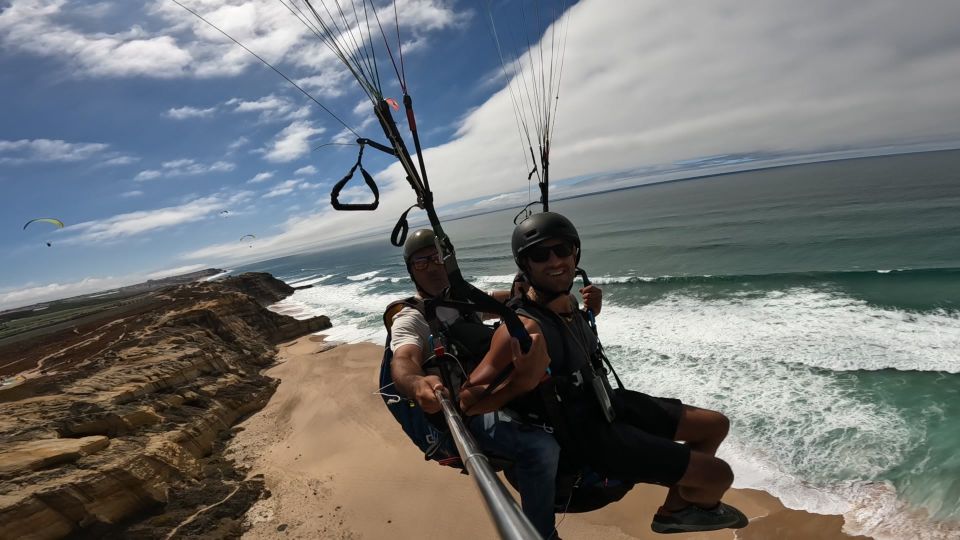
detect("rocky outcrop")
[219,272,295,305]
[0,273,330,539]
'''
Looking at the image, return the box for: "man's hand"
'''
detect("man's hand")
[414,374,447,414]
[580,284,603,315]
[507,332,550,391]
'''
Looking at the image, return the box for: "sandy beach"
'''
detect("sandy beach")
[227,336,872,540]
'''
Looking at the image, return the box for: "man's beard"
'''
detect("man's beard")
[527,272,573,303]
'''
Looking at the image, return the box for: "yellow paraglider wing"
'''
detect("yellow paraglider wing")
[23,218,65,230]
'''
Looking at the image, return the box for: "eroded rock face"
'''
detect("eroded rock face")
[0,273,330,539]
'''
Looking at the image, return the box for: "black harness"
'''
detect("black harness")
[507,296,623,459]
[384,296,496,408]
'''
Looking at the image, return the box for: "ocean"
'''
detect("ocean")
[238,149,960,540]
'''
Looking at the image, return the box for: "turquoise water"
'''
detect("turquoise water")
[239,150,960,539]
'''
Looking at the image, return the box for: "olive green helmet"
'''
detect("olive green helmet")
[403,229,437,263]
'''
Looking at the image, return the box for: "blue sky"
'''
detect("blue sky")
[3,0,960,310]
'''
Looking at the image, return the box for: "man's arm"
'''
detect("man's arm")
[459,318,549,414]
[390,344,445,414]
[389,308,446,413]
[480,289,513,320]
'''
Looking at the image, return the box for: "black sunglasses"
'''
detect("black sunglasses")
[526,242,576,263]
[411,253,443,270]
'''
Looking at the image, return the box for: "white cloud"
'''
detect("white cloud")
[261,178,316,198]
[166,105,216,119]
[263,121,324,162]
[0,276,136,311]
[63,191,253,244]
[179,180,412,265]
[352,99,370,117]
[1,0,463,81]
[0,263,212,311]
[225,94,309,123]
[145,264,208,280]
[227,136,250,152]
[294,165,317,175]
[134,159,236,181]
[120,190,144,198]
[369,0,960,207]
[134,170,163,181]
[0,138,110,164]
[247,171,274,184]
[103,155,139,166]
[295,71,349,99]
[0,1,193,78]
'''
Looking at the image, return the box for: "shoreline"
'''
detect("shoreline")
[229,336,872,539]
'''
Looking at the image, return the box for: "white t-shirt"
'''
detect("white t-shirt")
[389,299,460,359]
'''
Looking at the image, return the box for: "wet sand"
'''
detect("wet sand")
[228,336,870,539]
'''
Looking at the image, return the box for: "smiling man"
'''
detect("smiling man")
[462,212,748,535]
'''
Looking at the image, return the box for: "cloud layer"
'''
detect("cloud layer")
[64,191,251,244]
[402,0,960,208]
[134,159,236,181]
[0,138,110,164]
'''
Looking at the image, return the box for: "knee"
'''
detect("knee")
[712,412,730,441]
[695,409,729,443]
[713,457,734,488]
[519,431,561,471]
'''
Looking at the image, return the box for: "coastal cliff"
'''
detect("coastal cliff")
[0,273,329,539]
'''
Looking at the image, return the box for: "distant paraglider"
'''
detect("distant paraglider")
[23,218,64,230]
[23,218,64,248]
[220,210,230,216]
[240,234,256,248]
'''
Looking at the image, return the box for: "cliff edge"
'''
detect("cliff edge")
[0,273,330,539]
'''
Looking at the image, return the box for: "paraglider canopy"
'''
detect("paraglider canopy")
[23,218,64,230]
[239,234,255,242]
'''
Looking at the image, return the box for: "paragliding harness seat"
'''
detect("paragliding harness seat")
[378,294,636,513]
[379,296,503,469]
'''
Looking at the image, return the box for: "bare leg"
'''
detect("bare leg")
[674,452,734,507]
[662,406,730,511]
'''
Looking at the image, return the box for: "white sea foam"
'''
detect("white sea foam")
[602,287,960,373]
[346,270,381,281]
[593,288,959,539]
[285,273,320,286]
[203,270,232,281]
[268,278,399,345]
[468,274,518,287]
[369,276,404,283]
[286,274,334,287]
[590,275,657,284]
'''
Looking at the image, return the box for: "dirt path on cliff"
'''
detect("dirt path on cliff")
[227,336,869,540]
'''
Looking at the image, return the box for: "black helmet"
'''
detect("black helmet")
[512,212,580,266]
[403,229,437,263]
